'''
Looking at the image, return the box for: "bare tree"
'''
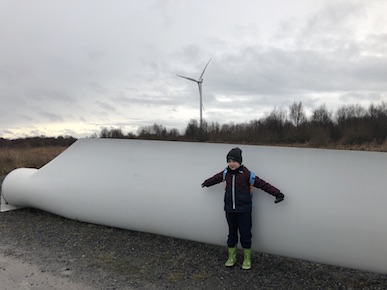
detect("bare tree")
[99,128,110,138]
[336,104,366,125]
[265,108,287,130]
[289,101,307,128]
[311,104,332,126]
[263,108,287,142]
[184,119,200,140]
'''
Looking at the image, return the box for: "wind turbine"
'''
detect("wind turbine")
[177,59,211,128]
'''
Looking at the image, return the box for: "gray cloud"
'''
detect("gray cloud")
[0,0,386,138]
[38,111,63,122]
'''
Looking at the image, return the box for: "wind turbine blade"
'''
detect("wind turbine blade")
[176,74,199,83]
[199,59,211,80]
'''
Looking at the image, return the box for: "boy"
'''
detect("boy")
[201,147,284,270]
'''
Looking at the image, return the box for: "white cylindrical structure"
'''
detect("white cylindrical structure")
[1,138,387,274]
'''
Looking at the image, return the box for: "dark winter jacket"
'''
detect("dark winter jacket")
[202,165,281,212]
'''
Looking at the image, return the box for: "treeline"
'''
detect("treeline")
[1,102,385,150]
[99,102,387,148]
[0,135,77,148]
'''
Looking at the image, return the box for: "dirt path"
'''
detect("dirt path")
[0,253,96,290]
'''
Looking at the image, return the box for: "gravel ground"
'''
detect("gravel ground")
[1,176,387,289]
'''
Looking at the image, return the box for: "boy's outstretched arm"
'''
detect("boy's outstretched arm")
[254,176,285,203]
[201,171,223,188]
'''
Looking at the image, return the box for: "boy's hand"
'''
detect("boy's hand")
[275,192,284,203]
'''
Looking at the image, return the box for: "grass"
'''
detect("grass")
[0,146,67,176]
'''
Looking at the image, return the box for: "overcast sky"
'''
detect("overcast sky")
[1,0,386,138]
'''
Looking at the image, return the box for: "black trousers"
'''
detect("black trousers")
[225,211,252,249]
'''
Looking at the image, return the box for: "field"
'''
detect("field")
[0,146,67,176]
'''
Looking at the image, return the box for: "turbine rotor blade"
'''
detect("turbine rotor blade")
[199,59,211,80]
[176,74,199,83]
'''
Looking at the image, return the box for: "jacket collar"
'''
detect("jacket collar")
[227,164,244,175]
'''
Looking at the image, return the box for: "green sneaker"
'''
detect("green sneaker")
[242,248,251,270]
[225,246,237,267]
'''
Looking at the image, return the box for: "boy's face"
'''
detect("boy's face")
[227,159,240,170]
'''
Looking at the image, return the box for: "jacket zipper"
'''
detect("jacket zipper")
[232,175,236,210]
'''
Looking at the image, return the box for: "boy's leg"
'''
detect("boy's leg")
[238,212,252,249]
[225,212,238,247]
[238,212,252,269]
[225,212,238,266]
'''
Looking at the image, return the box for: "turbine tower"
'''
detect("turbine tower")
[177,59,211,128]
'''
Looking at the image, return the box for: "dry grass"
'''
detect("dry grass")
[335,139,387,152]
[262,140,387,152]
[0,146,67,176]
